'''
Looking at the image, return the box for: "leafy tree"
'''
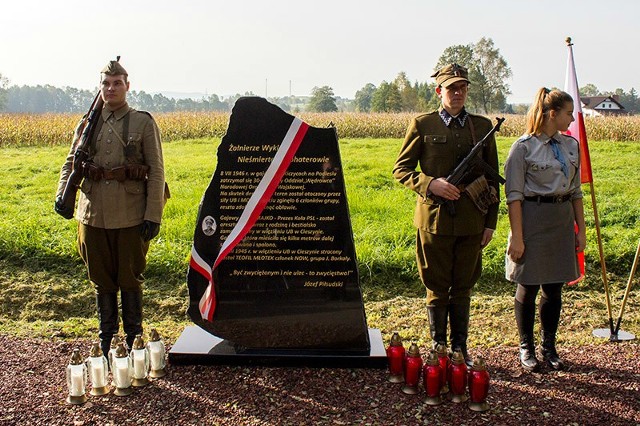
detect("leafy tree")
[415,81,439,112]
[354,83,376,112]
[394,72,419,112]
[0,73,9,111]
[371,81,402,112]
[580,83,600,96]
[435,37,512,113]
[307,86,338,112]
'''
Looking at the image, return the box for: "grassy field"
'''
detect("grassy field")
[0,135,639,349]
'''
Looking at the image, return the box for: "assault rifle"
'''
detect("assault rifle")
[434,117,506,216]
[55,91,104,219]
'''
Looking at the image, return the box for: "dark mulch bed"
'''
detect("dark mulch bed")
[0,335,638,425]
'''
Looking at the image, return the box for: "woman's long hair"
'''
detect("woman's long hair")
[525,88,573,134]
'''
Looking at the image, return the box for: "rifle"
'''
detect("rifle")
[55,91,104,219]
[434,117,506,216]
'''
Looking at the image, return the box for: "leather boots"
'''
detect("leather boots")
[121,291,143,350]
[96,292,119,359]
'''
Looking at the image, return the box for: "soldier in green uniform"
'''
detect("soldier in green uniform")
[393,64,500,365]
[55,59,166,357]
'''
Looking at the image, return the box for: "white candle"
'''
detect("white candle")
[115,365,130,388]
[91,360,106,388]
[70,371,84,396]
[149,347,163,370]
[133,356,146,379]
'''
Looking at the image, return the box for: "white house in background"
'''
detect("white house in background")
[580,95,626,117]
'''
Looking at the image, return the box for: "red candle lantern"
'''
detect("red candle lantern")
[386,332,406,383]
[422,350,443,405]
[435,342,450,395]
[448,349,468,403]
[468,357,490,412]
[402,343,423,395]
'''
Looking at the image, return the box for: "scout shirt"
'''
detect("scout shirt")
[57,103,165,229]
[393,108,499,236]
[504,132,583,204]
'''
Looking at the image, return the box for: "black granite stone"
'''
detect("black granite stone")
[185,97,371,356]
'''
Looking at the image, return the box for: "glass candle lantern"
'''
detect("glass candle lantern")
[65,348,88,405]
[401,343,423,395]
[130,335,150,387]
[87,342,110,396]
[112,342,133,396]
[385,332,405,383]
[448,350,468,403]
[422,350,443,406]
[147,328,167,378]
[468,357,490,412]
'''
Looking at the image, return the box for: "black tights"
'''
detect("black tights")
[515,283,564,338]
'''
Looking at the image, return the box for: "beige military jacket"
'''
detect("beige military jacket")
[56,103,165,229]
[393,109,499,236]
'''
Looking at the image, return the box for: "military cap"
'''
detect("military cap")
[101,59,128,76]
[431,63,470,88]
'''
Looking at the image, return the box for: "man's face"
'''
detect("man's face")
[436,81,468,115]
[100,74,129,109]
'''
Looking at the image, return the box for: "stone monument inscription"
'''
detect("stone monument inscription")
[186,97,370,354]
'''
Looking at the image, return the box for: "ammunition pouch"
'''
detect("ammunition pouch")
[464,175,498,214]
[81,162,149,182]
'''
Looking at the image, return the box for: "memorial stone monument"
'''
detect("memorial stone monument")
[170,97,385,366]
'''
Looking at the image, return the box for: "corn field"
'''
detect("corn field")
[1,112,639,147]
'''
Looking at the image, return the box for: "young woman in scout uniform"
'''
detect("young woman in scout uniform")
[504,88,586,371]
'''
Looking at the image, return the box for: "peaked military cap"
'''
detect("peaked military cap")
[431,63,470,88]
[101,58,128,76]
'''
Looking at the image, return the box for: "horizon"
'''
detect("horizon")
[2,1,638,105]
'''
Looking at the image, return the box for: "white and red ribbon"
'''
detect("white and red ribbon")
[190,117,309,321]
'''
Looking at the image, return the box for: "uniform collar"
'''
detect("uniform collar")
[439,107,468,127]
[102,102,130,121]
[537,132,561,145]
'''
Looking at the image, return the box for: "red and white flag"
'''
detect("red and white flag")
[564,40,593,184]
[564,39,592,284]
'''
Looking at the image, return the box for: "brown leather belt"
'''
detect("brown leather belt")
[524,194,572,204]
[101,167,127,182]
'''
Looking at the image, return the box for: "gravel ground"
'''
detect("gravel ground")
[0,335,638,425]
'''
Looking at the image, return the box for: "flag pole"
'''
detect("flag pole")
[564,37,619,341]
[613,239,639,339]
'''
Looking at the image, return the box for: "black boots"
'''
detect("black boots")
[541,331,565,370]
[121,291,143,350]
[514,299,540,371]
[426,304,448,348]
[518,336,540,372]
[449,303,472,367]
[539,292,565,370]
[96,292,119,358]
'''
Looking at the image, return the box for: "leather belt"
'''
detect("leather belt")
[524,194,572,204]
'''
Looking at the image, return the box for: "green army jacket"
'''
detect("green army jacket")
[57,104,165,229]
[393,109,499,236]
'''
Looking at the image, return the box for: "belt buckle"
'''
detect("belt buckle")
[553,195,563,203]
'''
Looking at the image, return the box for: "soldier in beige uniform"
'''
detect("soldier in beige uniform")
[55,60,166,357]
[393,64,499,365]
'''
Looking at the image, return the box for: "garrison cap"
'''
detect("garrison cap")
[101,58,128,76]
[431,63,470,88]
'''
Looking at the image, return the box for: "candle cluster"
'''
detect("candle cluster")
[65,328,167,404]
[385,332,490,412]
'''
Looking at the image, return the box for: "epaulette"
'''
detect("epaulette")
[467,112,492,125]
[516,134,534,144]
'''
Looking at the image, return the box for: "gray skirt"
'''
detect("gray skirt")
[505,199,579,285]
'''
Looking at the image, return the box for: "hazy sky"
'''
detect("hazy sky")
[2,0,638,104]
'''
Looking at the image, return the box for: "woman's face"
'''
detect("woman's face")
[550,101,575,133]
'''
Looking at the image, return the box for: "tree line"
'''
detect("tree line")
[1,37,638,115]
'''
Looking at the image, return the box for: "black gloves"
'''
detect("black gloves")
[54,196,74,219]
[141,220,160,241]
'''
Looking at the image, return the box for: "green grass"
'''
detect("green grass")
[0,137,639,349]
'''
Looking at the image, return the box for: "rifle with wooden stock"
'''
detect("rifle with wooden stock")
[434,117,506,216]
[54,91,104,219]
